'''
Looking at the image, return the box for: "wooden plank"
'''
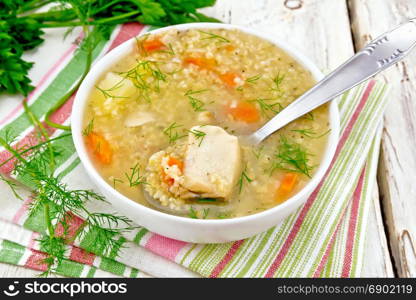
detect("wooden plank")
[348,0,416,277]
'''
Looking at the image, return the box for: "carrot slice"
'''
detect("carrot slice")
[224,44,236,52]
[167,156,184,172]
[218,72,241,87]
[143,38,166,52]
[276,173,298,202]
[161,156,184,186]
[184,55,217,70]
[161,168,175,186]
[227,101,260,123]
[86,132,113,165]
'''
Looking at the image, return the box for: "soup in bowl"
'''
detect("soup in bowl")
[72,23,339,243]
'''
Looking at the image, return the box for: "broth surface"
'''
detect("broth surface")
[83,28,330,219]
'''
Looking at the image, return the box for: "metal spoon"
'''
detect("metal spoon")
[245,18,416,145]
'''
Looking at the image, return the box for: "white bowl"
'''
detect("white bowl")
[72,23,339,243]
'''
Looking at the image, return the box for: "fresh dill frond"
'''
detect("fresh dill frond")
[82,118,94,136]
[189,207,198,219]
[217,213,230,219]
[0,174,23,201]
[202,208,210,219]
[270,72,285,92]
[95,79,128,99]
[159,43,175,55]
[0,128,18,145]
[112,178,124,189]
[249,98,283,117]
[291,128,331,139]
[163,122,187,144]
[0,125,136,277]
[245,74,262,84]
[270,136,314,177]
[124,163,147,187]
[185,89,209,112]
[303,112,315,120]
[189,129,206,146]
[118,59,167,101]
[185,89,209,96]
[253,145,265,159]
[198,30,230,43]
[37,235,66,277]
[237,167,253,194]
[196,198,218,203]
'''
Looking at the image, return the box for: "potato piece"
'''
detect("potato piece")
[182,125,242,199]
[98,72,136,99]
[125,111,155,127]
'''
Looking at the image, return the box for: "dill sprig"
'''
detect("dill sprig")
[0,128,136,277]
[271,72,285,92]
[188,129,206,146]
[188,207,210,219]
[249,98,283,117]
[95,79,128,99]
[202,208,210,219]
[0,174,23,201]
[124,163,147,187]
[118,59,167,101]
[196,198,218,203]
[82,118,94,136]
[189,207,198,219]
[291,128,331,139]
[237,167,253,194]
[303,112,315,120]
[198,30,230,43]
[253,145,265,159]
[163,122,187,144]
[245,74,262,84]
[185,89,208,112]
[112,178,124,189]
[270,136,314,177]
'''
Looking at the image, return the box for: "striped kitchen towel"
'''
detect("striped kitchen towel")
[0,22,389,277]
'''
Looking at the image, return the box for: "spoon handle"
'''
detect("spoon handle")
[248,18,416,145]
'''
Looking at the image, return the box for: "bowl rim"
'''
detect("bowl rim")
[71,22,340,227]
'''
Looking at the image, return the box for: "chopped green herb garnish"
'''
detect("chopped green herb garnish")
[217,213,230,219]
[198,30,230,43]
[271,72,285,92]
[118,59,167,101]
[95,79,128,99]
[82,118,94,136]
[291,128,331,139]
[271,136,314,177]
[196,198,218,203]
[249,98,283,117]
[185,89,209,112]
[189,207,198,219]
[163,122,187,144]
[125,163,147,187]
[253,145,265,159]
[237,167,253,194]
[112,178,124,189]
[245,74,262,84]
[185,89,209,96]
[202,208,210,219]
[304,112,315,120]
[189,129,206,146]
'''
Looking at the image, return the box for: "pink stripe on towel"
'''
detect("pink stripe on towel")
[144,234,187,261]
